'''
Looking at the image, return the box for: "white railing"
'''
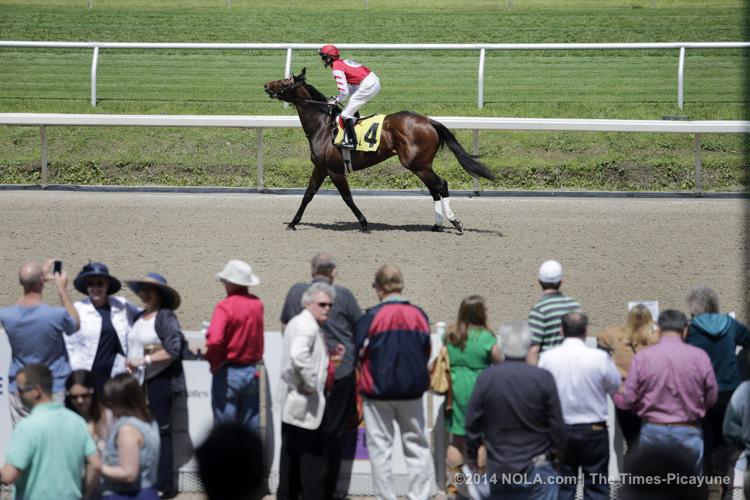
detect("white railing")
[1,113,748,192]
[1,41,748,109]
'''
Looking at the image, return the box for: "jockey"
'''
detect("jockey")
[319,44,381,149]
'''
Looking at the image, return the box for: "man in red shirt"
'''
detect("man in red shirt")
[205,260,264,433]
[319,44,381,149]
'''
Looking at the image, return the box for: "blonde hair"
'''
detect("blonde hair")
[623,304,653,346]
[447,295,488,350]
[373,264,404,294]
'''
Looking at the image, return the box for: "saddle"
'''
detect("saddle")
[329,109,385,152]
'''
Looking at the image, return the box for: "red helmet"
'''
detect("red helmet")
[319,44,340,60]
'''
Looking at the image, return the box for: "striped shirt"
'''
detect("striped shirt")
[528,291,581,351]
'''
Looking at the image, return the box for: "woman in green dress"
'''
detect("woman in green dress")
[443,295,502,496]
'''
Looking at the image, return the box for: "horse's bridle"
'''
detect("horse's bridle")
[265,78,304,100]
[266,78,336,108]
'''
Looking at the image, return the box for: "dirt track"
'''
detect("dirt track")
[0,191,746,336]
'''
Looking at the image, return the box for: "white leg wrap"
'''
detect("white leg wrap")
[434,200,444,226]
[442,198,456,221]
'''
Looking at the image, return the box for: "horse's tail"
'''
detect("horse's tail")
[430,120,496,181]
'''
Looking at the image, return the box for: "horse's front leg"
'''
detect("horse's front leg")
[288,165,327,230]
[329,172,369,233]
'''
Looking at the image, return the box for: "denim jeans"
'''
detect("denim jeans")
[639,422,704,476]
[490,462,559,500]
[559,424,609,500]
[211,364,260,433]
[102,487,159,500]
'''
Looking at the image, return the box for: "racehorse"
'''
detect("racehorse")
[264,68,496,233]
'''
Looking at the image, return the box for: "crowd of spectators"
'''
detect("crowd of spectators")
[0,256,748,500]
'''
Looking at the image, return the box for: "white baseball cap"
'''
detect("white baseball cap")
[538,260,563,284]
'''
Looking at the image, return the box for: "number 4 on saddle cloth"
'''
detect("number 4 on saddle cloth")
[334,115,385,152]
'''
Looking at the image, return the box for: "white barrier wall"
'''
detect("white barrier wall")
[0,329,629,496]
[0,332,11,463]
[0,328,444,495]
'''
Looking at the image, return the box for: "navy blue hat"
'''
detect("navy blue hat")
[126,273,181,310]
[74,262,122,296]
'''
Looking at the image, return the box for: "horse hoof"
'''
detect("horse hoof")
[360,226,370,234]
[286,224,297,231]
[431,224,444,232]
[451,220,464,234]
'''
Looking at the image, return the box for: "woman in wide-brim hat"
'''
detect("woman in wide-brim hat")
[126,273,181,311]
[67,262,141,395]
[126,272,186,499]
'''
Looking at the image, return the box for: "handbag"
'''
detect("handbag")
[429,345,452,410]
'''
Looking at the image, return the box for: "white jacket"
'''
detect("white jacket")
[65,296,140,376]
[279,309,329,430]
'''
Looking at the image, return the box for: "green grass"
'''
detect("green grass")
[0,0,747,191]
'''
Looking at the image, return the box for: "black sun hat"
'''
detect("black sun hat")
[73,262,122,296]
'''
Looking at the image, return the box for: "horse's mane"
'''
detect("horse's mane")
[299,81,336,116]
[303,82,327,102]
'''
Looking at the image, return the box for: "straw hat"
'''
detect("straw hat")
[126,273,181,310]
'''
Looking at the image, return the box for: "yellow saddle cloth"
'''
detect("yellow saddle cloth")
[335,115,386,152]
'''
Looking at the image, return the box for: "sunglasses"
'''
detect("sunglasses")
[86,280,107,288]
[17,385,37,394]
[317,302,333,309]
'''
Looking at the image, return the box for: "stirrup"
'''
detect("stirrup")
[343,118,357,149]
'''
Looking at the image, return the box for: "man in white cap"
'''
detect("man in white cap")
[526,260,581,365]
[205,260,264,433]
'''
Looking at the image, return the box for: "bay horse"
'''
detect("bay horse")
[263,68,495,233]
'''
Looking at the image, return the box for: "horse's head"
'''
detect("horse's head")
[264,67,310,103]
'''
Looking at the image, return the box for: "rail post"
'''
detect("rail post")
[472,130,481,193]
[91,46,99,107]
[678,46,685,109]
[40,126,48,188]
[257,128,265,191]
[283,48,293,109]
[694,133,702,193]
[478,48,486,109]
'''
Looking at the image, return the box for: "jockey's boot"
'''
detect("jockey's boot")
[341,118,357,149]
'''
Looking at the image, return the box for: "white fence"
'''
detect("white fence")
[1,41,748,109]
[1,113,748,192]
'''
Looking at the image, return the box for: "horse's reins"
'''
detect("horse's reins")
[277,81,340,107]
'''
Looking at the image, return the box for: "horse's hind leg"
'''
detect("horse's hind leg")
[288,165,327,230]
[415,170,463,234]
[438,178,464,234]
[329,172,369,233]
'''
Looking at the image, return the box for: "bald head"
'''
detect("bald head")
[19,262,44,294]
